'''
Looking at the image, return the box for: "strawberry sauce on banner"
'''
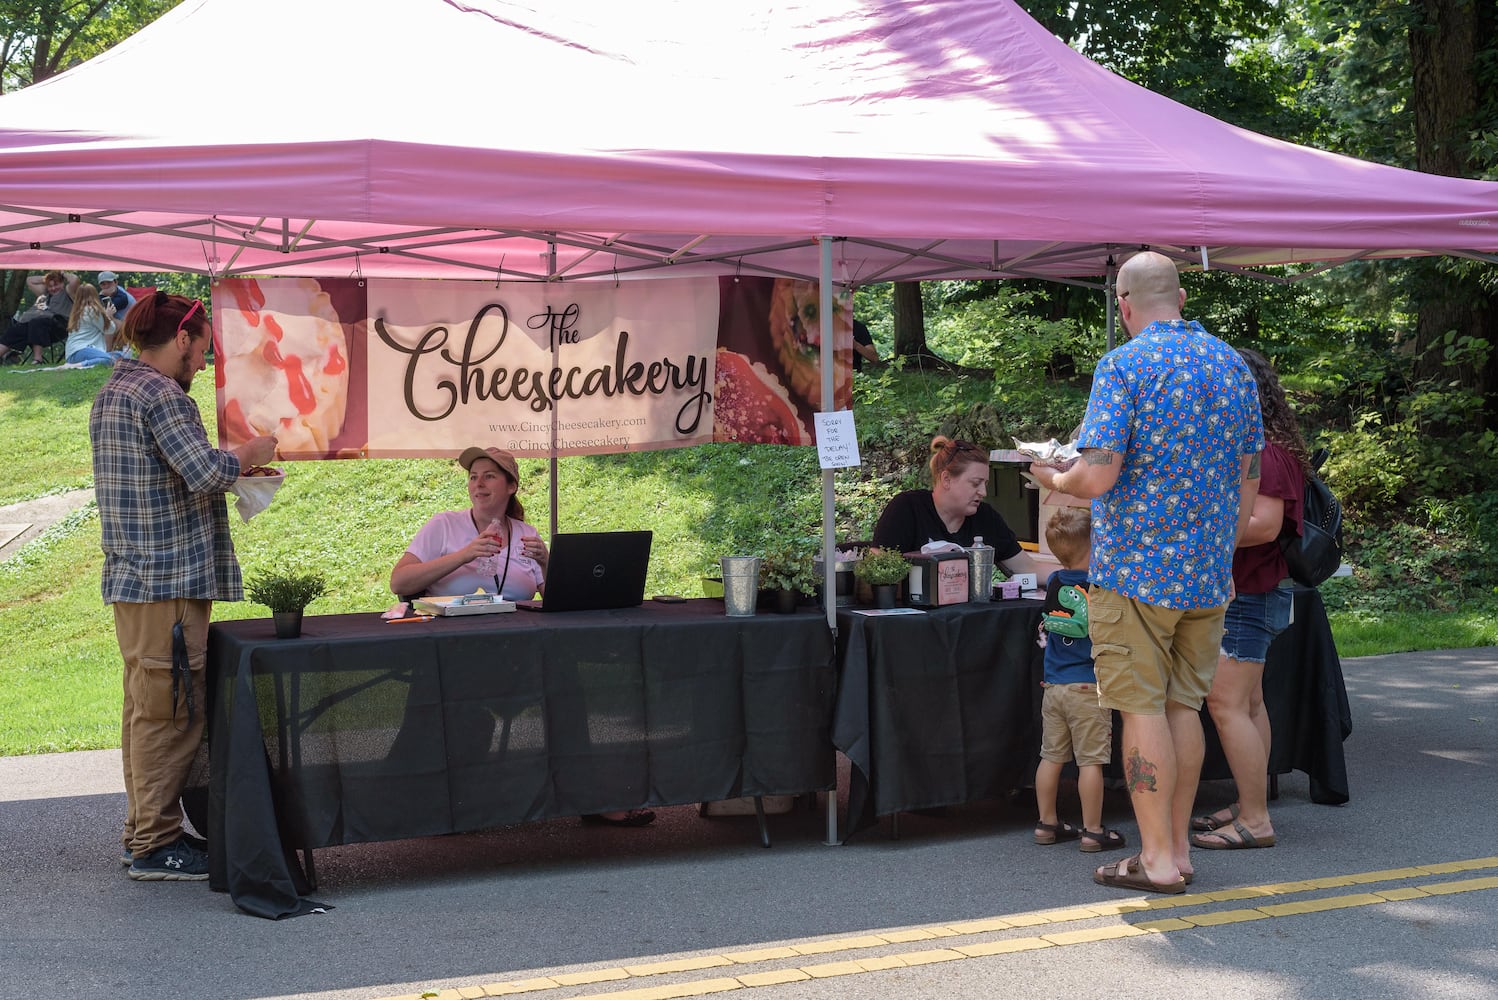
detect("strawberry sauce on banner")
[212,276,853,459]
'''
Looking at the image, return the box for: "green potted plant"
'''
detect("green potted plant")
[853,547,910,609]
[759,543,817,613]
[245,567,327,638]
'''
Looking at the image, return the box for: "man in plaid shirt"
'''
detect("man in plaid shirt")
[90,292,277,881]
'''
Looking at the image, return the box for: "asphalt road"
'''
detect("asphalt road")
[2,646,1495,1000]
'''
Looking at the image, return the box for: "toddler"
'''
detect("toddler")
[1033,506,1125,852]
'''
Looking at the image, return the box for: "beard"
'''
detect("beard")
[171,347,197,391]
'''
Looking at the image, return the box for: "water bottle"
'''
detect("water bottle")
[967,535,995,603]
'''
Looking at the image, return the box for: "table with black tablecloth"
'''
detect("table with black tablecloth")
[833,600,1048,840]
[190,600,835,918]
[832,587,1350,841]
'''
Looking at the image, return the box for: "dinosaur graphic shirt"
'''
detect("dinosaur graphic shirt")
[1040,568,1096,685]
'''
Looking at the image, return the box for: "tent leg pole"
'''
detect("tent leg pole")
[819,235,840,847]
[1105,255,1118,352]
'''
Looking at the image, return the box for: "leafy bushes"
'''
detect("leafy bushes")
[846,274,1497,620]
[1325,491,1498,613]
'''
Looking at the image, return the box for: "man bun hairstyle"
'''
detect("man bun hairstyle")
[118,291,209,354]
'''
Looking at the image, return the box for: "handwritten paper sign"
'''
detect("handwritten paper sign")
[813,410,860,469]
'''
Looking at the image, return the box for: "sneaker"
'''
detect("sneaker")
[122,831,207,868]
[127,836,209,881]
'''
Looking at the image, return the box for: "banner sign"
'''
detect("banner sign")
[212,276,852,459]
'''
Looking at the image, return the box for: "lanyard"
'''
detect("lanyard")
[493,518,513,598]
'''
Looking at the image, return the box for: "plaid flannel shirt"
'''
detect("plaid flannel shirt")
[90,358,243,603]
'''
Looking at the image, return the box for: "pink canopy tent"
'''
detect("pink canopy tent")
[8,0,1494,842]
[0,0,1495,285]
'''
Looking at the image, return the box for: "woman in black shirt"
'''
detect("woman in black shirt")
[872,436,1039,577]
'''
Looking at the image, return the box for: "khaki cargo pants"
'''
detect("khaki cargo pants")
[112,599,210,856]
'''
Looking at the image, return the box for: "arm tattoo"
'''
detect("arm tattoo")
[1082,450,1115,466]
[1124,746,1159,794]
[1247,453,1261,479]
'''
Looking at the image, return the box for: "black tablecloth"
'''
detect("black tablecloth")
[833,601,1048,840]
[833,588,1350,841]
[190,600,835,918]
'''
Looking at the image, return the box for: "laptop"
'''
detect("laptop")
[515,530,653,612]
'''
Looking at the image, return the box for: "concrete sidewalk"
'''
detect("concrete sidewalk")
[0,487,94,561]
[1,646,1496,1000]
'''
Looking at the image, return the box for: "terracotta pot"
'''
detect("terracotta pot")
[272,610,304,639]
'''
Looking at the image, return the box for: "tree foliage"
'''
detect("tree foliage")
[1,0,177,93]
[1,0,179,316]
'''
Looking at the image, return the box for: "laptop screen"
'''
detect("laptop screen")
[520,530,652,612]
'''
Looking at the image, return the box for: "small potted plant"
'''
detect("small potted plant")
[854,547,910,609]
[245,567,327,639]
[759,543,817,613]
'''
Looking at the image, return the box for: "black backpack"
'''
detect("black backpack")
[1281,448,1344,587]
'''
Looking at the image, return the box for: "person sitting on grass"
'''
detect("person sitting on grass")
[64,283,127,368]
[1033,505,1126,853]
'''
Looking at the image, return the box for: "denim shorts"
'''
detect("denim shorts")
[1220,587,1293,663]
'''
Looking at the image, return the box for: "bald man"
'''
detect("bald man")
[1029,251,1263,895]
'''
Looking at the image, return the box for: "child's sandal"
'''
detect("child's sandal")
[1080,827,1126,852]
[1033,821,1081,845]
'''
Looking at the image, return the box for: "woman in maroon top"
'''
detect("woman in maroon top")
[1191,349,1307,850]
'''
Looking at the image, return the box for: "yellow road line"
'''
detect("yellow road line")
[376,856,1498,1000]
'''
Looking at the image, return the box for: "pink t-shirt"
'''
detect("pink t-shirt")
[404,510,544,601]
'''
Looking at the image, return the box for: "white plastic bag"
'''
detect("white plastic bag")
[230,469,284,521]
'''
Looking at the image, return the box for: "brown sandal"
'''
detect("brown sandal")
[1190,803,1240,832]
[1033,820,1081,845]
[1093,853,1186,895]
[1190,818,1276,850]
[1079,827,1126,852]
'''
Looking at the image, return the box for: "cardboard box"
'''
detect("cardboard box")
[1037,488,1091,560]
[905,551,969,607]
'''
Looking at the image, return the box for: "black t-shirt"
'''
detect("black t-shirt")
[871,490,1022,560]
[852,319,873,370]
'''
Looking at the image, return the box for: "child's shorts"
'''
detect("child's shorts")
[1039,682,1113,767]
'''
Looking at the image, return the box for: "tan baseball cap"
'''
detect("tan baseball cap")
[458,446,520,486]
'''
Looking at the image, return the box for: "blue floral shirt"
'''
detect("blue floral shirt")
[1077,320,1263,609]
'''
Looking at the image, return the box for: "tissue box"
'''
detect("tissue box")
[905,551,969,607]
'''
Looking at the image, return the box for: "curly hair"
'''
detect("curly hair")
[1237,348,1309,471]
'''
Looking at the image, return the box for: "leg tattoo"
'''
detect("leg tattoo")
[1125,746,1159,794]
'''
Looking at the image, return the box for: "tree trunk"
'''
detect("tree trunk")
[1,271,30,326]
[1408,0,1496,425]
[891,282,926,360]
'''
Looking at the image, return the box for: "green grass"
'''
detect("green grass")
[1326,605,1498,659]
[3,364,1495,755]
